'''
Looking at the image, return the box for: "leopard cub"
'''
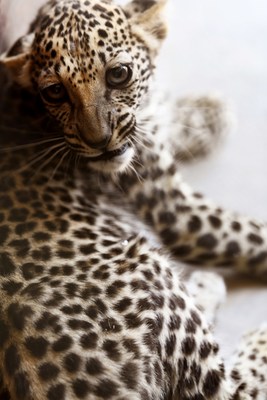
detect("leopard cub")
[0,0,266,399]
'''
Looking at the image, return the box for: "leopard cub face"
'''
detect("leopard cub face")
[1,0,167,173]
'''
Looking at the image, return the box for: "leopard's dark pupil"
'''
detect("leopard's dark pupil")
[53,85,62,94]
[113,67,124,79]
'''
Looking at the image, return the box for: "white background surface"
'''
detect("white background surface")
[160,0,267,220]
[157,0,267,358]
[2,0,267,359]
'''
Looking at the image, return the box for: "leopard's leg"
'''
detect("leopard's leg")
[186,271,226,325]
[136,90,233,163]
[169,94,234,162]
[120,94,267,278]
[162,267,267,399]
[228,324,267,399]
[183,272,267,399]
[121,147,267,277]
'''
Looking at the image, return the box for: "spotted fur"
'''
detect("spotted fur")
[0,0,267,399]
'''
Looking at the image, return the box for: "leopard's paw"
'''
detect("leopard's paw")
[173,94,236,161]
[187,271,227,325]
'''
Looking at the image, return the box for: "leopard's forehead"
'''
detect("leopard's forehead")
[31,0,136,78]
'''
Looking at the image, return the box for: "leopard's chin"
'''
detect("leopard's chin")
[87,144,134,174]
[87,143,129,162]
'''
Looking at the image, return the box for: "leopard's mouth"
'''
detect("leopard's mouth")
[74,142,134,172]
[87,143,129,162]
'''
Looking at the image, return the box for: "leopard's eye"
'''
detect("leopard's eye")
[106,65,133,88]
[40,83,68,104]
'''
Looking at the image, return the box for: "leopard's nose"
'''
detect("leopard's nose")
[77,124,112,150]
[84,136,110,150]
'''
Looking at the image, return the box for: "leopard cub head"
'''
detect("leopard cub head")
[1,0,167,173]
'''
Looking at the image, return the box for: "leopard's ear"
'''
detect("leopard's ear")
[123,0,167,57]
[0,33,34,87]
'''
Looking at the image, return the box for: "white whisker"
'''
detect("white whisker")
[131,134,153,153]
[0,136,63,152]
[31,145,67,178]
[49,149,70,182]
[16,143,64,174]
[64,151,74,178]
[128,163,144,183]
[18,143,65,175]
